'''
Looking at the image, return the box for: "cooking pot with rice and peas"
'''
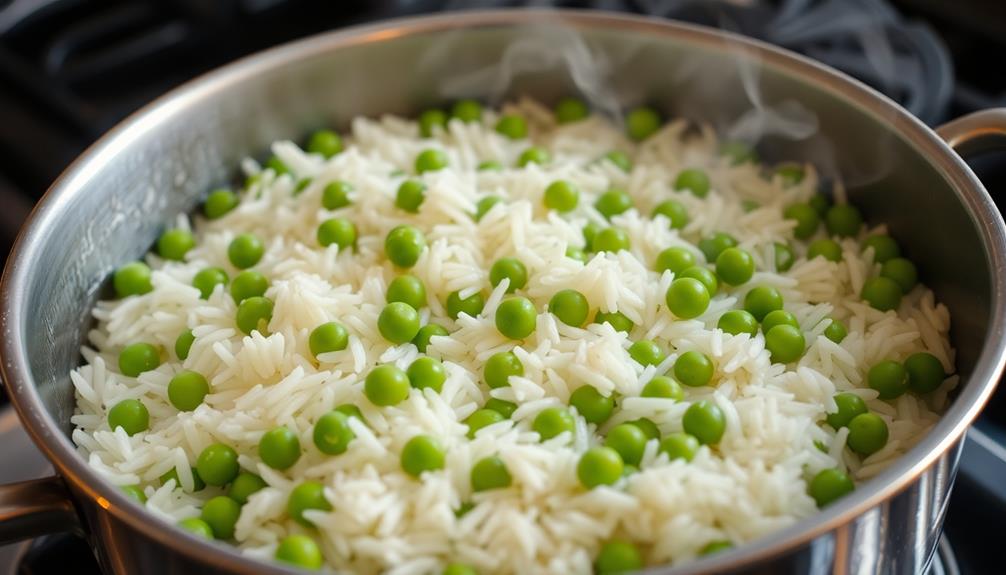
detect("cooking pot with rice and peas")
[2,9,1006,575]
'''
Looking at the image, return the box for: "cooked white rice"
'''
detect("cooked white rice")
[70,97,956,574]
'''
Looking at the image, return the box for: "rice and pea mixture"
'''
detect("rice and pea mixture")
[70,97,957,574]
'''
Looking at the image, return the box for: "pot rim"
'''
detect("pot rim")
[2,8,1005,574]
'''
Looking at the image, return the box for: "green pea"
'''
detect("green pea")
[549,289,589,327]
[582,222,602,248]
[743,286,783,322]
[419,109,447,137]
[157,229,195,261]
[808,238,842,262]
[517,146,550,167]
[259,426,302,470]
[826,393,868,429]
[266,156,289,176]
[783,203,819,239]
[287,481,332,527]
[643,375,685,400]
[495,115,527,139]
[715,247,755,286]
[107,399,149,435]
[275,535,323,570]
[204,188,238,219]
[678,266,719,297]
[595,539,643,574]
[495,297,537,340]
[604,423,648,466]
[543,180,579,212]
[533,407,575,441]
[335,404,367,425]
[451,100,483,122]
[673,351,713,387]
[577,446,624,488]
[474,195,502,221]
[294,177,313,196]
[196,443,239,486]
[625,418,658,441]
[603,151,632,172]
[385,225,426,268]
[652,200,689,229]
[861,277,902,311]
[867,360,908,399]
[322,181,353,210]
[381,277,426,312]
[395,179,426,213]
[192,267,228,299]
[569,385,614,425]
[880,257,918,293]
[471,455,512,491]
[674,168,710,198]
[415,149,448,174]
[178,517,213,539]
[227,235,265,271]
[700,541,733,555]
[307,129,343,158]
[466,409,505,439]
[809,193,830,216]
[316,218,356,250]
[742,199,760,212]
[776,164,805,186]
[484,398,518,418]
[761,309,799,334]
[401,434,446,477]
[651,248,693,276]
[555,97,589,124]
[413,323,448,353]
[847,413,889,456]
[119,342,161,377]
[659,432,700,461]
[309,322,349,358]
[822,317,848,344]
[594,310,634,333]
[477,160,503,172]
[378,302,421,344]
[905,352,945,394]
[489,258,528,293]
[665,277,710,319]
[592,227,631,253]
[484,351,523,389]
[809,468,855,507]
[245,172,262,188]
[698,232,738,262]
[825,204,863,237]
[160,467,205,492]
[595,189,633,219]
[311,411,355,455]
[628,340,665,367]
[566,246,588,263]
[443,563,478,575]
[228,472,267,504]
[201,496,240,540]
[122,485,147,504]
[720,141,757,165]
[718,310,758,336]
[229,270,268,303]
[406,356,446,393]
[236,296,273,335]
[862,234,900,263]
[168,370,209,411]
[113,262,153,298]
[365,364,411,406]
[775,242,795,272]
[765,324,806,363]
[626,106,661,141]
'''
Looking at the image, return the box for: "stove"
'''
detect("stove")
[1,0,1004,573]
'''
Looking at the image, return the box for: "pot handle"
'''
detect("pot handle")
[0,475,82,543]
[936,108,1006,155]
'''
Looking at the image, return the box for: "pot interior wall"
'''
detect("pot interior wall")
[19,18,990,432]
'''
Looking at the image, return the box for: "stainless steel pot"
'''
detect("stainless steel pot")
[2,9,1005,575]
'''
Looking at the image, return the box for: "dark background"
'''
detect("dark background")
[0,0,1004,573]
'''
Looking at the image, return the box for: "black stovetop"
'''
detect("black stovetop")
[1,0,1004,573]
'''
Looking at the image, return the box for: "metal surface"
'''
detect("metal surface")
[1,9,1006,575]
[936,109,1006,155]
